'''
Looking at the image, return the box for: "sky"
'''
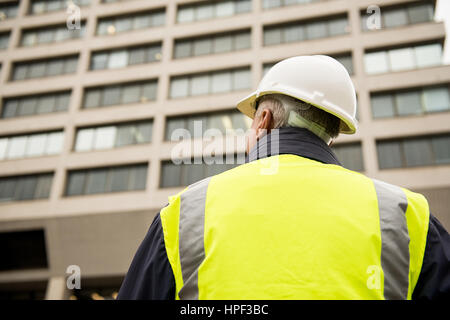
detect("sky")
[436,0,450,63]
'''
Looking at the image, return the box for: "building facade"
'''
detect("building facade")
[0,0,448,299]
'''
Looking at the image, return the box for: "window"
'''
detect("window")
[11,56,78,81]
[165,110,251,140]
[107,51,128,69]
[334,54,354,75]
[102,86,121,106]
[30,0,90,15]
[82,80,157,109]
[0,2,18,20]
[408,3,434,24]
[432,136,450,164]
[383,8,408,28]
[377,134,450,169]
[332,143,364,172]
[212,72,232,93]
[2,92,70,118]
[364,42,443,75]
[96,9,165,36]
[361,2,434,31]
[364,51,388,75]
[306,21,327,39]
[169,68,250,99]
[284,25,304,43]
[396,91,421,116]
[414,43,442,68]
[177,0,251,23]
[0,131,64,160]
[0,230,48,271]
[371,94,395,118]
[0,173,53,202]
[74,120,152,151]
[21,23,86,47]
[370,85,450,118]
[90,43,161,70]
[388,48,415,72]
[174,30,250,59]
[263,28,282,46]
[65,164,148,196]
[262,0,322,9]
[423,87,450,112]
[160,154,244,188]
[0,33,10,50]
[377,141,403,169]
[263,53,353,77]
[263,15,348,46]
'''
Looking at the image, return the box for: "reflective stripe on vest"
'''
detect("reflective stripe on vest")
[178,177,211,300]
[372,179,410,300]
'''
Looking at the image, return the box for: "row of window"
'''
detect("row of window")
[66,164,147,196]
[262,0,322,9]
[177,0,251,24]
[165,110,252,140]
[90,43,162,71]
[0,111,251,160]
[83,80,157,109]
[361,2,434,31]
[74,121,153,152]
[2,76,450,122]
[377,134,450,169]
[1,91,70,118]
[371,85,450,119]
[0,173,53,202]
[1,132,448,202]
[0,131,63,160]
[0,1,435,52]
[264,15,348,46]
[2,0,435,30]
[364,43,442,75]
[12,55,78,81]
[170,68,251,98]
[96,9,165,36]
[1,90,449,162]
[174,30,251,59]
[30,0,90,15]
[21,24,86,47]
[6,38,442,84]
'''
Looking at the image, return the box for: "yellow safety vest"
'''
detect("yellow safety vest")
[160,154,430,300]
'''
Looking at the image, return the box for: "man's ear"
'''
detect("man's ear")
[257,109,273,132]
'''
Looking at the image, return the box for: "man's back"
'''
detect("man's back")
[118,128,449,300]
[162,153,428,299]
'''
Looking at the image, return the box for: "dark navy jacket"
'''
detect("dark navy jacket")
[117,127,450,300]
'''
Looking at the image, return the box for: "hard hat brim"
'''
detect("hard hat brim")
[236,91,357,134]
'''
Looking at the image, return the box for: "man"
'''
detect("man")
[118,56,449,300]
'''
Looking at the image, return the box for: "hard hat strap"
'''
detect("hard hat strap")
[287,111,332,145]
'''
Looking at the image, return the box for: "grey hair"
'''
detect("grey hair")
[255,94,341,140]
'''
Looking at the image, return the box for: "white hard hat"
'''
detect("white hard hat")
[236,55,358,134]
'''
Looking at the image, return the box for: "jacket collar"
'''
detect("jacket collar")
[247,127,341,166]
